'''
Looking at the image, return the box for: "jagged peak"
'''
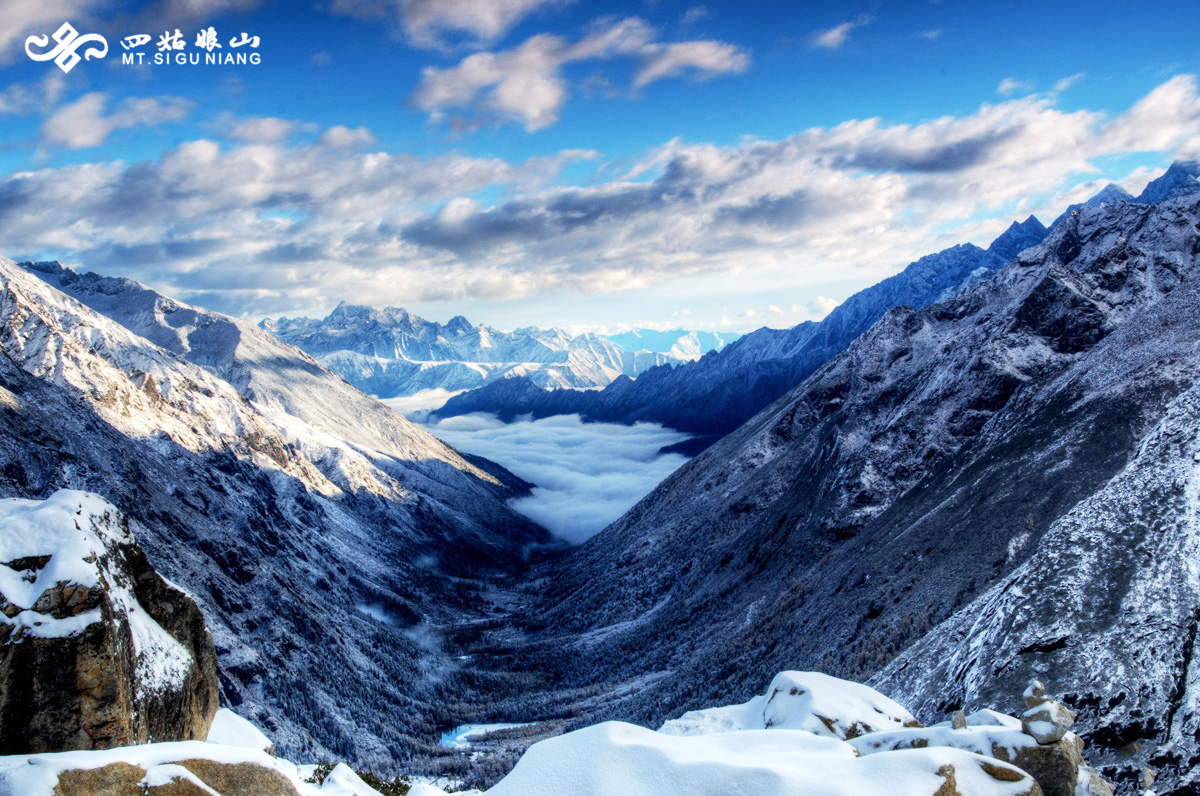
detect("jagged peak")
[1135,159,1200,204]
[987,216,1050,261]
[1085,182,1134,207]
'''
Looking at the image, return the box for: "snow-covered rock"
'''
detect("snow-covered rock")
[0,491,218,754]
[483,720,1038,796]
[0,741,381,796]
[659,671,916,739]
[206,709,276,755]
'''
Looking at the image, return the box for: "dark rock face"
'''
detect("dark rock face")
[0,491,218,754]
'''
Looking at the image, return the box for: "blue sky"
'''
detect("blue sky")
[1,0,1199,333]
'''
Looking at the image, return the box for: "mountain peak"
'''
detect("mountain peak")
[1135,159,1200,204]
[986,215,1048,261]
[445,315,474,334]
[1085,182,1134,207]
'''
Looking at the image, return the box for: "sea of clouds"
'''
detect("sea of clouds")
[421,413,692,544]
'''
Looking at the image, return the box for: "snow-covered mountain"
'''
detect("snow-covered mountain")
[0,258,548,769]
[603,328,740,359]
[488,190,1200,794]
[261,304,682,398]
[1134,158,1200,204]
[436,215,1049,436]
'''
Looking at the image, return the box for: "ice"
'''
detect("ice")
[438,723,533,750]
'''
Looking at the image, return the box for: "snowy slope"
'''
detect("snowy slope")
[874,372,1200,793]
[0,257,547,769]
[261,303,680,397]
[490,192,1200,794]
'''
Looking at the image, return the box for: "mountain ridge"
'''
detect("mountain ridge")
[0,256,549,772]
[478,190,1200,794]
[260,303,703,399]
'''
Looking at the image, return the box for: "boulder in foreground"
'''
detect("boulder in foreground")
[0,491,219,754]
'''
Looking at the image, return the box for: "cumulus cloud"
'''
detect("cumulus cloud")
[411,17,750,130]
[41,92,191,148]
[422,413,691,543]
[318,125,377,149]
[4,76,1200,317]
[330,0,566,50]
[806,296,840,318]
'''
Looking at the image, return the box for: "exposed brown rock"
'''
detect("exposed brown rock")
[1011,734,1084,796]
[178,759,301,796]
[50,758,303,796]
[0,494,219,754]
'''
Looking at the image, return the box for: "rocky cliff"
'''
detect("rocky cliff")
[0,490,218,754]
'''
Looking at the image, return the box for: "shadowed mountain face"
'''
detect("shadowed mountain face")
[434,216,1049,437]
[0,258,549,770]
[490,193,1200,794]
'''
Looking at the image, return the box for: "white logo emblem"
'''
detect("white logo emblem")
[25,23,109,74]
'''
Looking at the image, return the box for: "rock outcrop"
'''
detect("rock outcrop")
[0,490,218,754]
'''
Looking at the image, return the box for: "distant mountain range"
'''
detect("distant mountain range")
[261,307,735,399]
[435,161,1200,439]
[604,328,741,358]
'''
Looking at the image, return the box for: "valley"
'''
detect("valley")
[3,163,1200,795]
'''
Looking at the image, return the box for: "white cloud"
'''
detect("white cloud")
[1053,72,1085,93]
[229,116,303,144]
[681,6,711,26]
[4,76,1200,318]
[997,77,1036,96]
[330,0,567,50]
[811,16,873,50]
[0,74,65,117]
[917,29,942,41]
[318,125,377,149]
[41,92,191,148]
[806,296,840,318]
[634,40,750,88]
[422,413,691,544]
[0,0,104,62]
[412,17,749,131]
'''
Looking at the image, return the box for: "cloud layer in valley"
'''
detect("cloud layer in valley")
[422,413,691,544]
